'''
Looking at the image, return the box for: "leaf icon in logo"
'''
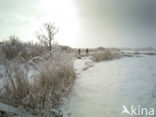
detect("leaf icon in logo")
[122,105,131,115]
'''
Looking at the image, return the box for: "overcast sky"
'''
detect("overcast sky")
[0,0,156,48]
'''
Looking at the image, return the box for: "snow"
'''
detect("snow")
[74,57,94,73]
[62,55,156,117]
[0,102,36,117]
[0,102,18,116]
[0,51,156,117]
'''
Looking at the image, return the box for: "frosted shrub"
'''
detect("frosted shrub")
[1,48,76,116]
[1,37,46,61]
[1,64,30,104]
[2,36,23,60]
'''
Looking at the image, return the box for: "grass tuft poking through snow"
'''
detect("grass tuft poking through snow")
[91,50,121,62]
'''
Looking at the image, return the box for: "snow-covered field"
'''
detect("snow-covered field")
[0,50,156,117]
[62,55,156,117]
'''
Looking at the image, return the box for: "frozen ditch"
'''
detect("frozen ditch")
[62,55,156,117]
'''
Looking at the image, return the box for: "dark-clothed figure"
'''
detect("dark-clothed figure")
[86,48,88,54]
[78,49,81,55]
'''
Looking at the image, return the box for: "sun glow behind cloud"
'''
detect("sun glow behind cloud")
[0,0,80,46]
[0,0,156,48]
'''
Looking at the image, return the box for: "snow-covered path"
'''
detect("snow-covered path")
[63,56,156,117]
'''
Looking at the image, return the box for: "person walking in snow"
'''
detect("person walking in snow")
[78,49,81,55]
[86,48,89,56]
[86,48,88,54]
[78,49,81,59]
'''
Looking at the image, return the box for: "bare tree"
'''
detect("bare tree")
[36,23,58,50]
